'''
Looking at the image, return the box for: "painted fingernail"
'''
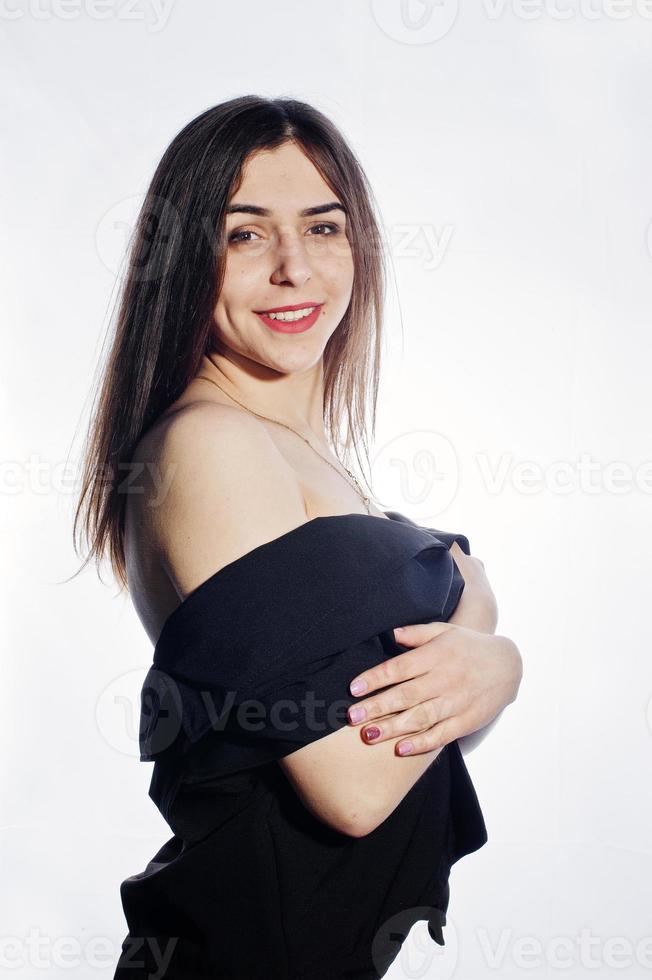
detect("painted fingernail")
[364,726,381,741]
[350,679,367,695]
[397,741,413,755]
[348,706,365,724]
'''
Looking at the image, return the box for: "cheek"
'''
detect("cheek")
[223,251,262,288]
[320,241,354,288]
[217,260,261,316]
[331,256,355,295]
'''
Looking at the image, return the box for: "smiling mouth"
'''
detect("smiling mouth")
[262,307,317,322]
[255,304,323,334]
[255,303,323,321]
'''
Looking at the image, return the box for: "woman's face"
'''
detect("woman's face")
[212,141,355,375]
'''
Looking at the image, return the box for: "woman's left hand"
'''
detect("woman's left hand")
[346,622,523,756]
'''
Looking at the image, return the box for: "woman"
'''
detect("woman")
[74,96,522,979]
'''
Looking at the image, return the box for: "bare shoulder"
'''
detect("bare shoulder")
[142,401,308,600]
[131,401,441,839]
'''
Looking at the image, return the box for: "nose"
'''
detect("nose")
[269,228,313,287]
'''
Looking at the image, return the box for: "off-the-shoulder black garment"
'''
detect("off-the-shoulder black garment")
[113,510,488,980]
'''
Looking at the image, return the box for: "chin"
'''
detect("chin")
[262,347,326,376]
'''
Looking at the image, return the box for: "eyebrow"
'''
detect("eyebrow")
[225,202,347,218]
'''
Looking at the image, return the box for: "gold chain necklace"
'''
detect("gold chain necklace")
[196,375,372,514]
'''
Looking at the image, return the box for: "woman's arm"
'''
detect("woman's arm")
[342,538,523,762]
[446,543,522,754]
[447,541,498,634]
[151,404,448,838]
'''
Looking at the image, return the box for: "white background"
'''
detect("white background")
[3,1,652,977]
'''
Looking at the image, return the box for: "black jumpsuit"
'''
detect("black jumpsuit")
[113,510,488,979]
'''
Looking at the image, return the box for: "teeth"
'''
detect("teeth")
[264,306,316,321]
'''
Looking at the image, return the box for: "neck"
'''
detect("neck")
[198,349,329,446]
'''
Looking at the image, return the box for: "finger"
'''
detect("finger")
[449,548,488,582]
[449,541,466,558]
[347,675,440,726]
[395,717,460,757]
[393,621,455,647]
[449,542,482,566]
[349,646,431,698]
[359,697,452,745]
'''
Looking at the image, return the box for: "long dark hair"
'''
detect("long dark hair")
[73,95,388,591]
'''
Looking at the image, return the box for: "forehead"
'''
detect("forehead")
[230,142,339,209]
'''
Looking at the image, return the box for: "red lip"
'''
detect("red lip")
[254,301,323,314]
[256,304,323,334]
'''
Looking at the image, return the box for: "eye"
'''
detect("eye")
[307,223,340,236]
[228,229,262,244]
[227,222,342,245]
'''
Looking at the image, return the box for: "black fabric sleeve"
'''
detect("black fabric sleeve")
[138,512,471,787]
